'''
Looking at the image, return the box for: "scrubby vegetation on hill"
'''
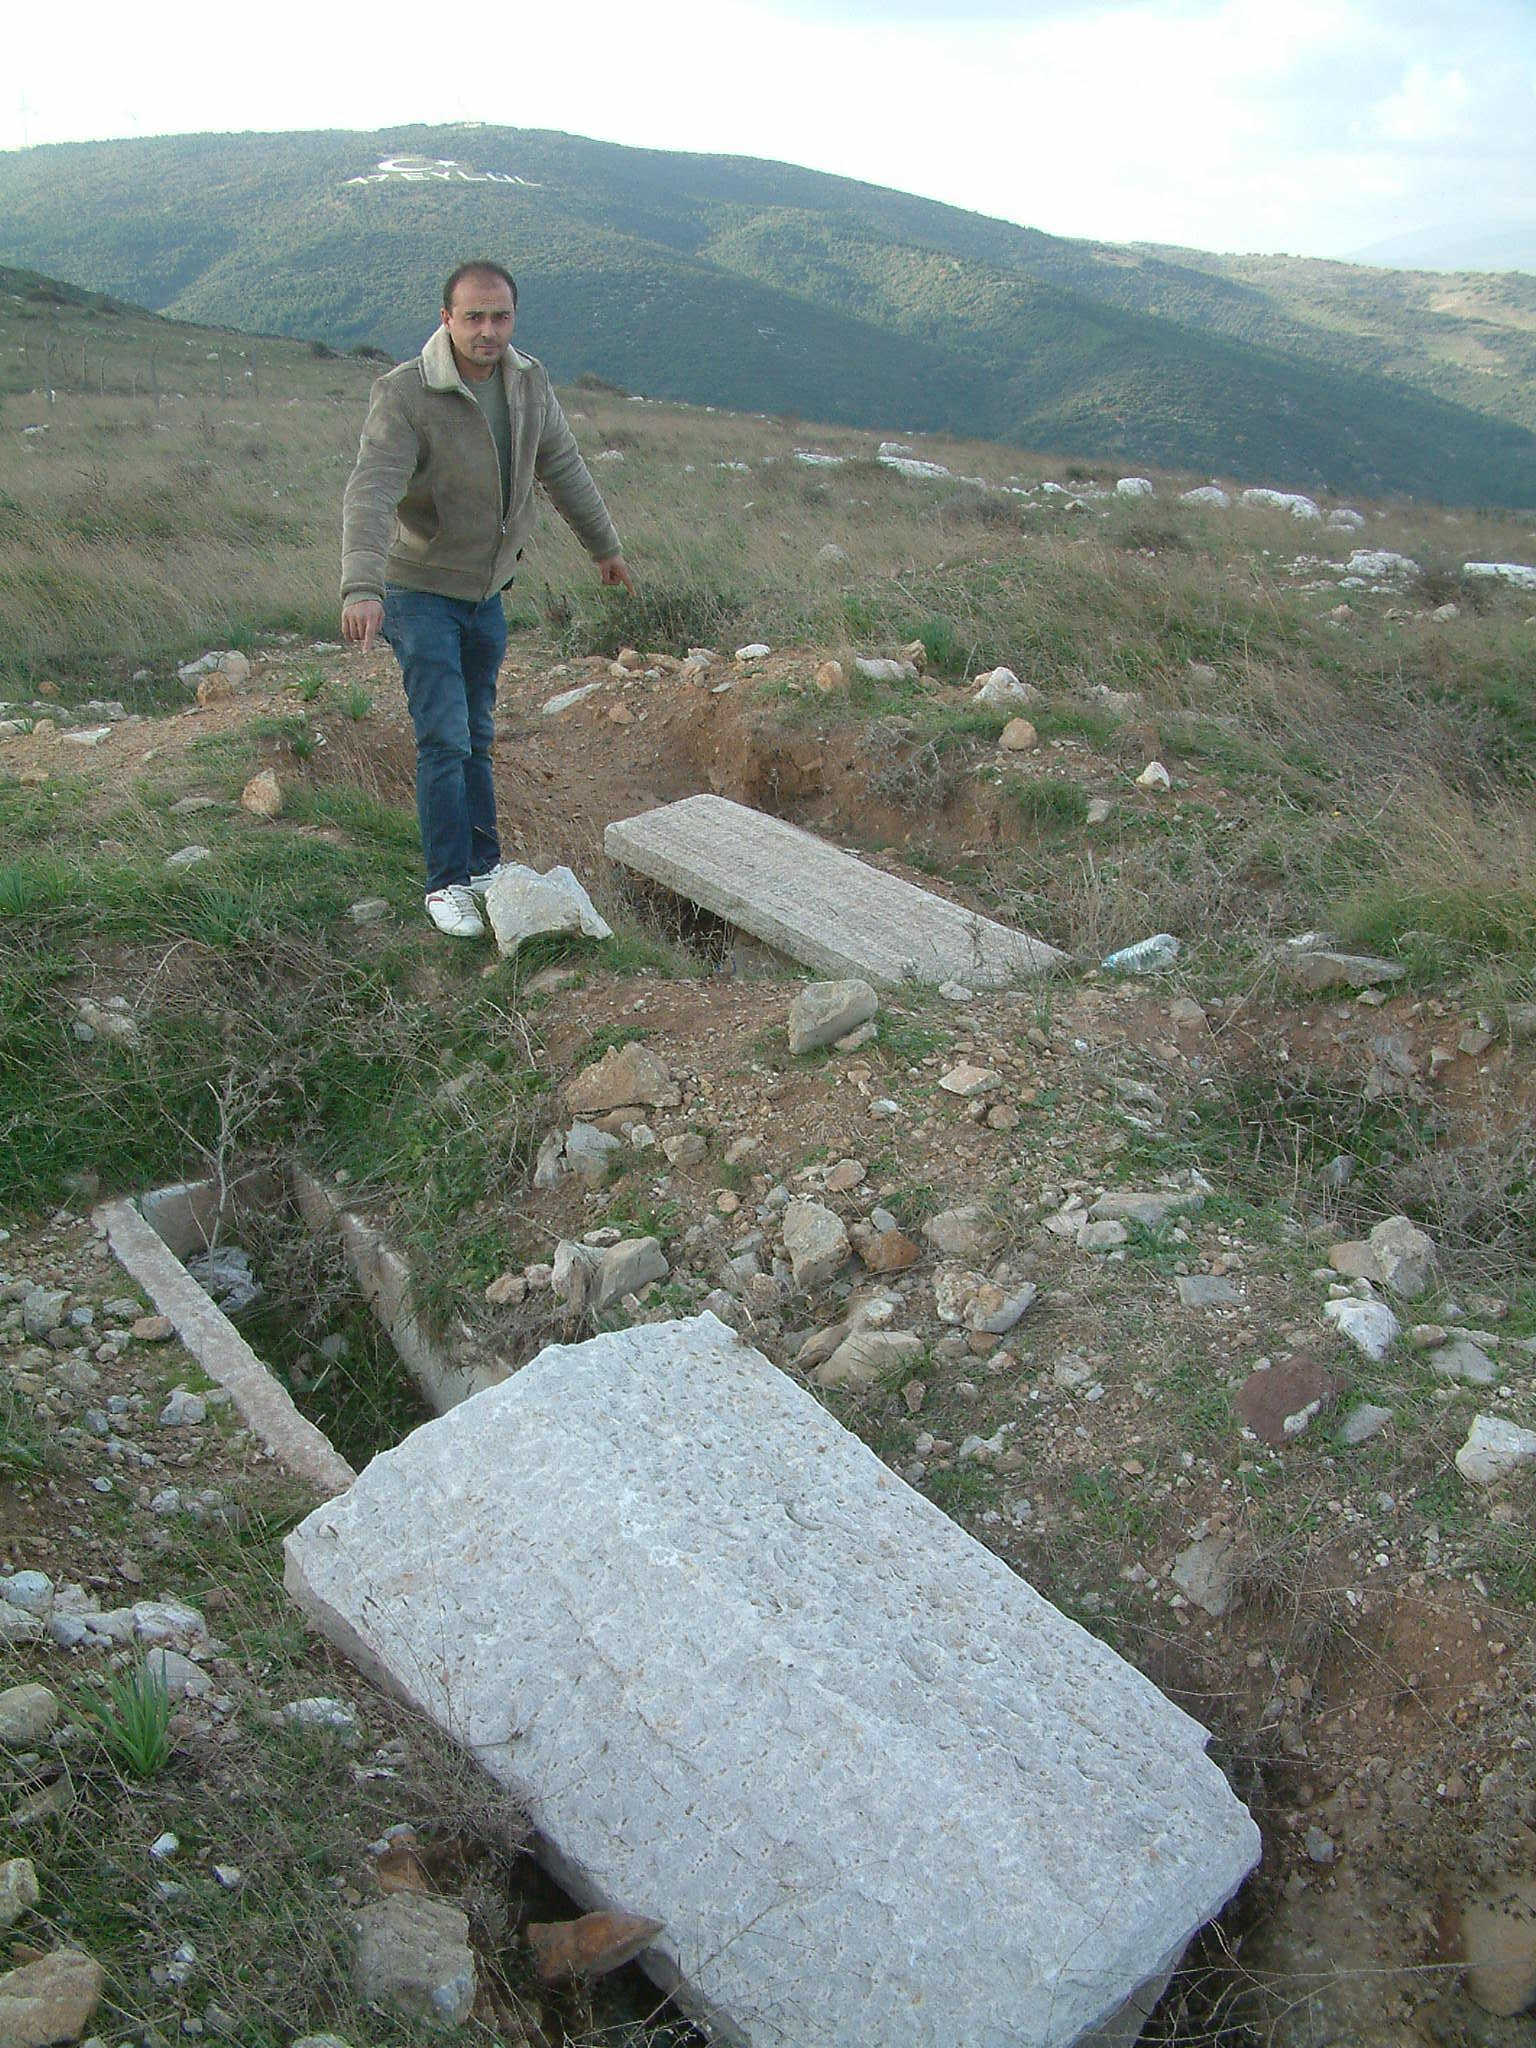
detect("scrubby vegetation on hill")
[0,126,1533,504]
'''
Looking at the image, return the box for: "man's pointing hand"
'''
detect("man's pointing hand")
[597,555,636,595]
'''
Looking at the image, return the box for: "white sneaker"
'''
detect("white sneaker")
[424,885,485,939]
[468,862,513,897]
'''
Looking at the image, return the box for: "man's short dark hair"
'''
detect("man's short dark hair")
[443,261,519,313]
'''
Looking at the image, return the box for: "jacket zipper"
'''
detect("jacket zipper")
[457,380,513,602]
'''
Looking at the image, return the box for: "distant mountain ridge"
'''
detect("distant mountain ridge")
[0,124,1532,507]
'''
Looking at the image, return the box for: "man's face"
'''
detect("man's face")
[441,276,516,378]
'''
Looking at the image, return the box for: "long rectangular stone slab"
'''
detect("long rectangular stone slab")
[604,793,1064,986]
[284,1313,1258,2047]
[99,1195,355,1500]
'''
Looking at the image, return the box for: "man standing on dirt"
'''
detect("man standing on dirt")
[340,260,634,938]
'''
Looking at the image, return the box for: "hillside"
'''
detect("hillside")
[0,126,1532,506]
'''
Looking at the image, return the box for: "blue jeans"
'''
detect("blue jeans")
[382,585,506,894]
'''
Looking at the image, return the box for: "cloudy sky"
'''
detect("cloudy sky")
[6,0,1533,264]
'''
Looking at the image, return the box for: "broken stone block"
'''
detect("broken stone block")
[286,1314,1260,2048]
[787,979,879,1055]
[566,1042,680,1114]
[352,1893,476,2030]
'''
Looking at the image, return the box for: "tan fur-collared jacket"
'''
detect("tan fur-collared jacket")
[340,325,621,604]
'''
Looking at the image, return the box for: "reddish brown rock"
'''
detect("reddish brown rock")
[850,1225,921,1274]
[527,1910,665,1984]
[1235,1356,1336,1446]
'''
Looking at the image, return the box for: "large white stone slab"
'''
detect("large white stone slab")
[604,794,1064,987]
[284,1315,1258,2048]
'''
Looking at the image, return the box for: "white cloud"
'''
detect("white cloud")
[1372,63,1472,142]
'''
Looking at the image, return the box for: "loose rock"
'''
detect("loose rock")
[0,1858,39,1928]
[0,1949,105,2047]
[528,1910,666,1984]
[566,1041,680,1113]
[1456,1415,1536,1486]
[1337,1403,1393,1447]
[352,1893,477,2030]
[1458,1877,1536,2017]
[813,1330,924,1390]
[0,1684,60,1748]
[1323,1297,1401,1360]
[240,768,283,818]
[1171,1535,1240,1617]
[921,1206,995,1258]
[1367,1215,1436,1298]
[782,1201,850,1288]
[787,979,879,1055]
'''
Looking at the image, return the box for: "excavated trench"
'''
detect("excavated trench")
[97,1163,705,2047]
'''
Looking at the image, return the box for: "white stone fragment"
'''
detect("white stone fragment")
[1323,1297,1401,1360]
[972,666,1038,706]
[1456,1414,1536,1486]
[541,683,603,716]
[1347,549,1418,580]
[1115,477,1154,498]
[1463,561,1536,590]
[1240,489,1320,520]
[484,864,611,955]
[285,1315,1260,2048]
[1180,486,1230,507]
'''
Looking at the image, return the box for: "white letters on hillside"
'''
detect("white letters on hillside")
[345,156,542,188]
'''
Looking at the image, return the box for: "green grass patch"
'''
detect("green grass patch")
[1334,881,1536,980]
[76,1661,174,1779]
[1003,775,1090,835]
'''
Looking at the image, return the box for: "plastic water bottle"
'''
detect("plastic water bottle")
[1101,933,1180,974]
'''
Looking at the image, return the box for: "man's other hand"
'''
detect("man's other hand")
[597,555,636,595]
[342,599,385,651]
